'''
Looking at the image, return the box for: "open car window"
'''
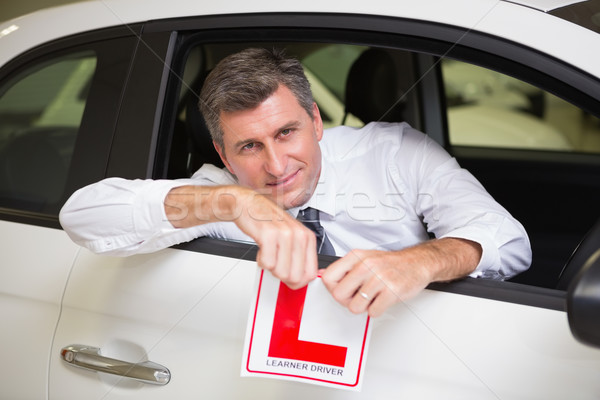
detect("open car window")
[159,35,600,293]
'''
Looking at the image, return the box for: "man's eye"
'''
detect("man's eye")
[242,142,256,151]
[280,128,292,137]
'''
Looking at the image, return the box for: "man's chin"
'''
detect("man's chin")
[265,191,310,210]
[283,193,313,210]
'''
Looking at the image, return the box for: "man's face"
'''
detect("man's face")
[214,85,324,209]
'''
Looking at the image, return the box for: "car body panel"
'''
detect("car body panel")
[49,247,600,399]
[0,221,79,399]
[509,0,588,12]
[1,0,599,79]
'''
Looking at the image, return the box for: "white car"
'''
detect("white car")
[1,0,600,398]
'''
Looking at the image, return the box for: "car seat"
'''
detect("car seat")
[185,74,225,171]
[344,48,411,124]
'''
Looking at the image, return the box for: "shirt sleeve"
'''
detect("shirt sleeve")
[59,165,248,256]
[398,127,532,280]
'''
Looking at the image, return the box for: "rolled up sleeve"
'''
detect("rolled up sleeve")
[439,213,532,279]
[60,164,254,256]
[59,178,196,255]
[404,130,532,279]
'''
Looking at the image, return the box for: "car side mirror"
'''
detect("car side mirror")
[567,248,600,348]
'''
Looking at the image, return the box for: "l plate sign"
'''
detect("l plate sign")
[241,269,371,390]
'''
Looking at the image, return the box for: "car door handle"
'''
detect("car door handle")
[60,345,171,385]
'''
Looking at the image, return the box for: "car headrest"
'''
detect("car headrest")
[186,99,224,170]
[344,48,406,123]
[185,71,225,171]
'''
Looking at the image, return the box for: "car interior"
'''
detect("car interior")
[0,53,93,214]
[0,125,76,212]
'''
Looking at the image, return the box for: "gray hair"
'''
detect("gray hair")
[198,48,314,149]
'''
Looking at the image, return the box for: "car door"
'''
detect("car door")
[0,26,138,398]
[0,49,83,399]
[47,13,600,400]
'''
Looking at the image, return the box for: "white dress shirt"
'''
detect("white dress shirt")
[60,122,531,279]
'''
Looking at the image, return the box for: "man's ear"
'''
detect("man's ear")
[312,102,324,141]
[213,141,234,174]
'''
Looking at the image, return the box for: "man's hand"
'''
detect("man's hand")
[165,185,318,289]
[321,238,482,317]
[234,191,318,289]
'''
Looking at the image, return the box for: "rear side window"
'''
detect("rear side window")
[443,59,600,153]
[0,52,96,213]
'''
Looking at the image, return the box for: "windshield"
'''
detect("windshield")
[550,0,600,33]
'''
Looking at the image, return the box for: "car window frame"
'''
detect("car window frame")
[125,14,590,312]
[147,13,600,161]
[175,236,566,311]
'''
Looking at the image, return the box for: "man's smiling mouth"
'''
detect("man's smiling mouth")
[266,169,300,187]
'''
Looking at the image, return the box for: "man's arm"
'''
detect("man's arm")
[60,178,318,289]
[321,237,482,318]
[59,177,196,255]
[166,184,318,289]
[319,126,529,318]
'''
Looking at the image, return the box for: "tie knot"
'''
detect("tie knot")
[296,207,336,256]
[298,207,320,223]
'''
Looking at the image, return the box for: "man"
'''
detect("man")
[60,48,531,318]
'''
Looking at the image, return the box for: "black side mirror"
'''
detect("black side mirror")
[567,248,600,348]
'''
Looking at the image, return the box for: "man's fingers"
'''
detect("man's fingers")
[233,192,320,289]
[321,250,360,286]
[299,231,319,287]
[322,250,372,305]
[347,278,385,315]
[322,249,410,317]
[282,227,316,289]
[255,229,278,272]
[255,219,318,290]
[270,226,293,280]
[367,290,398,318]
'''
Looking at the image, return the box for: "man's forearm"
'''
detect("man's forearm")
[417,237,482,283]
[164,185,250,229]
[165,184,320,289]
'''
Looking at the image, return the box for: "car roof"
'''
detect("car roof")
[0,0,599,78]
[506,0,587,12]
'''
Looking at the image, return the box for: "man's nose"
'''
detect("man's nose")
[263,144,287,177]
